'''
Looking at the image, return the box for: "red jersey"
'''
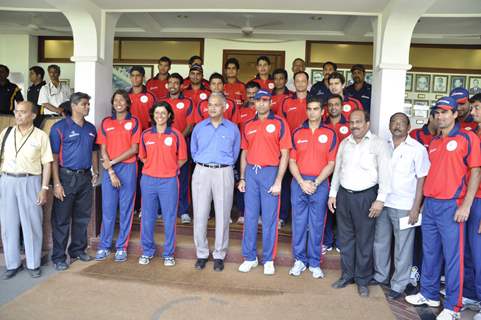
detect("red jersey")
[181,78,209,91]
[159,94,193,134]
[271,87,293,115]
[323,114,351,141]
[250,76,275,91]
[183,84,210,112]
[146,74,169,101]
[290,121,338,176]
[139,126,187,178]
[241,111,292,167]
[97,113,141,164]
[224,80,246,108]
[193,97,239,124]
[129,87,156,131]
[423,123,481,200]
[238,104,257,132]
[460,119,478,132]
[280,94,308,133]
[410,125,434,149]
[322,96,363,122]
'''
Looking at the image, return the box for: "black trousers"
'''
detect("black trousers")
[336,185,378,286]
[51,169,93,263]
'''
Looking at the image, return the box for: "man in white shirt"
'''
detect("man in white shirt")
[38,64,71,116]
[328,109,392,297]
[372,112,430,300]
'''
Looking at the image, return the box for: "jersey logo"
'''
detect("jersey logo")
[140,95,148,103]
[297,139,308,144]
[124,122,133,130]
[89,132,95,138]
[343,104,351,112]
[106,127,115,132]
[69,131,79,138]
[165,83,169,89]
[268,83,275,90]
[146,141,155,145]
[240,114,248,118]
[164,137,173,146]
[150,86,158,90]
[339,126,349,134]
[247,129,257,135]
[265,124,276,133]
[429,148,437,153]
[318,134,328,144]
[176,102,185,109]
[288,107,297,112]
[225,102,229,110]
[361,95,370,99]
[200,93,208,100]
[465,127,472,131]
[446,140,458,151]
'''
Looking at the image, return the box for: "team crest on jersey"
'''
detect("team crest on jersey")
[266,124,276,133]
[340,126,349,135]
[465,127,472,131]
[176,102,185,109]
[140,95,148,103]
[342,104,351,112]
[200,93,207,100]
[318,134,328,144]
[164,137,173,146]
[124,122,133,130]
[268,83,274,90]
[165,83,169,89]
[446,140,457,151]
[225,102,229,110]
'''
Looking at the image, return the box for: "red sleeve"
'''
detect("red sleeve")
[240,124,249,150]
[139,131,147,160]
[409,130,417,139]
[96,119,106,145]
[228,99,240,124]
[467,132,481,168]
[177,130,187,161]
[279,118,292,150]
[289,131,297,160]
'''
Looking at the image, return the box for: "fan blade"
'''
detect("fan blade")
[252,21,283,29]
[226,23,242,29]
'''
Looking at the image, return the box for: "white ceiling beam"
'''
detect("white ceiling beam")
[128,12,163,33]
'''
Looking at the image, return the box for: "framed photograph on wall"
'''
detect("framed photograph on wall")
[405,73,413,92]
[365,71,373,85]
[450,75,467,91]
[414,99,430,107]
[415,74,431,92]
[469,76,481,95]
[112,65,154,91]
[432,75,448,93]
[404,99,413,116]
[311,69,323,84]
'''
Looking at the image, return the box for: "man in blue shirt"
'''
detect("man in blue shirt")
[49,92,99,271]
[345,64,372,113]
[190,92,240,272]
[310,61,337,102]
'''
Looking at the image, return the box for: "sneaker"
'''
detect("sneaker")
[436,309,460,320]
[27,268,41,278]
[278,219,285,230]
[138,210,142,218]
[138,255,153,265]
[164,257,175,267]
[461,297,481,311]
[258,217,262,225]
[335,247,341,253]
[440,275,446,284]
[474,311,481,320]
[181,214,192,224]
[238,258,258,273]
[157,214,162,221]
[264,261,275,275]
[114,250,127,262]
[309,266,325,279]
[289,260,306,276]
[405,293,441,307]
[322,245,328,255]
[237,216,244,224]
[95,249,111,261]
[229,218,233,224]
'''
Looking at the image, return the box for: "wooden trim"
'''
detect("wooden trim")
[38,36,74,63]
[411,67,481,74]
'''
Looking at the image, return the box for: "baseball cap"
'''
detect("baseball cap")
[189,64,203,72]
[433,96,457,111]
[254,89,272,100]
[450,87,469,104]
[350,64,366,73]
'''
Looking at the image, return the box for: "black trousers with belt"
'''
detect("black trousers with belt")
[51,168,93,263]
[336,185,378,286]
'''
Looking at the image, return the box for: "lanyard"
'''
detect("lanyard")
[14,127,34,159]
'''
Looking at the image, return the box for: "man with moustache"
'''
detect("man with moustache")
[311,61,337,102]
[345,64,372,113]
[182,64,210,112]
[286,58,311,92]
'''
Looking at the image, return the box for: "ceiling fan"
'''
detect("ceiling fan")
[225,14,282,37]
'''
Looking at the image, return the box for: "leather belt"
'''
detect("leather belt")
[3,172,40,177]
[341,185,378,194]
[197,162,230,169]
[60,167,90,175]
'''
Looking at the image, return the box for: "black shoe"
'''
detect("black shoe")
[404,283,419,295]
[27,267,41,278]
[331,277,354,289]
[368,279,388,287]
[2,265,23,280]
[387,289,402,300]
[357,285,369,297]
[73,253,93,262]
[213,259,224,272]
[54,261,69,271]
[195,258,208,270]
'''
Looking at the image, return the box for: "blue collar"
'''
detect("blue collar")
[435,122,461,139]
[271,87,290,96]
[151,125,172,134]
[254,110,276,120]
[422,124,430,135]
[168,92,185,99]
[324,114,348,124]
[111,112,132,120]
[301,120,323,129]
[128,85,147,94]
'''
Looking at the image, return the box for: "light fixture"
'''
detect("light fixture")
[309,16,323,21]
[176,15,188,19]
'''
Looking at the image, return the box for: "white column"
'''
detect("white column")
[370,0,436,139]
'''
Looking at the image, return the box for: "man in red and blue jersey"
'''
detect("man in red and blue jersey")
[325,71,363,121]
[271,68,293,114]
[181,55,209,90]
[237,89,292,275]
[409,111,438,149]
[451,87,477,132]
[146,56,171,101]
[224,57,246,109]
[249,56,274,91]
[128,66,156,131]
[406,96,481,320]
[323,94,351,142]
[182,64,210,113]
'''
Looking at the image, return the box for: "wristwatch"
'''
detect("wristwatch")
[313,180,320,187]
[41,185,49,190]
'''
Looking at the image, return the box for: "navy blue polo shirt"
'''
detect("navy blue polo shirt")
[50,116,98,170]
[310,79,330,102]
[345,82,372,113]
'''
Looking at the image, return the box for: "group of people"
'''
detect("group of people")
[0,54,480,320]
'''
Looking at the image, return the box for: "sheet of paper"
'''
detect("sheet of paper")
[399,214,422,230]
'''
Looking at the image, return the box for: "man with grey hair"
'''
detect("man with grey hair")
[190,92,240,272]
[0,101,53,279]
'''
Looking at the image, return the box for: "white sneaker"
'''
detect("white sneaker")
[237,216,244,224]
[309,266,325,279]
[138,255,153,265]
[289,260,306,277]
[474,310,481,320]
[264,261,275,275]
[278,219,285,230]
[181,214,192,224]
[163,257,175,267]
[405,293,441,307]
[461,297,481,311]
[238,258,258,273]
[436,309,460,320]
[335,247,341,253]
[258,217,262,225]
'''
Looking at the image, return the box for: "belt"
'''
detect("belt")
[341,185,378,194]
[196,162,230,169]
[3,172,40,177]
[60,167,90,175]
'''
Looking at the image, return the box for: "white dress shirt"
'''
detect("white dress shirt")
[38,81,71,115]
[384,135,430,210]
[329,130,392,202]
[286,78,312,92]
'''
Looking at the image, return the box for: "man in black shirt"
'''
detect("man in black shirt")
[0,64,23,115]
[27,66,46,127]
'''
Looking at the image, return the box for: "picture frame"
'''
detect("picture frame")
[413,99,430,107]
[405,73,413,92]
[417,94,426,99]
[450,75,467,91]
[365,71,373,85]
[310,69,323,84]
[432,75,448,93]
[112,64,154,92]
[468,76,481,95]
[404,99,413,116]
[59,79,70,87]
[435,94,444,99]
[415,74,431,92]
